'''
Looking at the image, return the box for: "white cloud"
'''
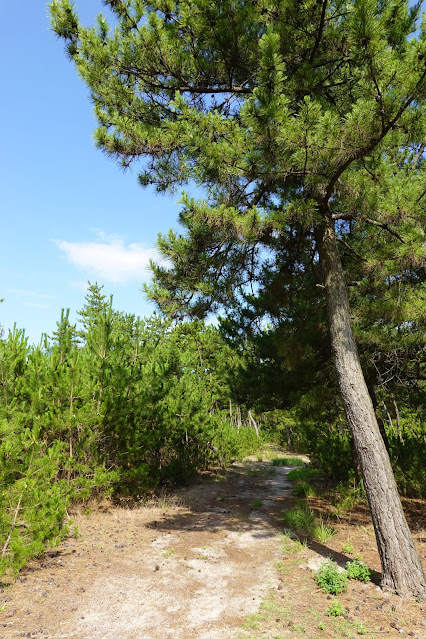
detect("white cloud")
[54,236,158,284]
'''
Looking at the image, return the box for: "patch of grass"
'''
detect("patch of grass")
[311,516,337,543]
[287,467,318,481]
[314,559,347,595]
[341,539,355,554]
[236,512,250,523]
[271,456,305,466]
[293,480,316,498]
[279,532,307,554]
[275,557,303,576]
[282,505,316,532]
[251,498,263,509]
[346,560,371,583]
[327,600,346,617]
[162,546,175,557]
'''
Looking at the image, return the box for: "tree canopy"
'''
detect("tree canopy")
[50,0,426,598]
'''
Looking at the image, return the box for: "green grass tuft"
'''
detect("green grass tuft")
[282,505,316,532]
[287,467,317,481]
[271,457,305,467]
[311,516,336,543]
[293,480,316,498]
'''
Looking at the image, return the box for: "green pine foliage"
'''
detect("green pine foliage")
[0,287,265,577]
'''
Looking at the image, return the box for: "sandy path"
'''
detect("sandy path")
[0,460,300,639]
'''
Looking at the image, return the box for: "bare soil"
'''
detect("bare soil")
[0,453,425,639]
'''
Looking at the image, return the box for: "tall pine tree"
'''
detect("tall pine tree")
[50,0,426,598]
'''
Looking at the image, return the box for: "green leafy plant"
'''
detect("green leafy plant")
[314,559,347,595]
[327,600,346,617]
[341,540,355,554]
[346,560,371,583]
[251,498,262,509]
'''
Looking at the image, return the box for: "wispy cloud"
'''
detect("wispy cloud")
[24,301,49,310]
[54,235,158,284]
[8,289,52,300]
[7,289,52,310]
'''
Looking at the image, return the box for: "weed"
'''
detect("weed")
[251,498,263,509]
[346,560,371,583]
[293,481,316,498]
[327,600,346,617]
[163,546,175,557]
[314,559,347,594]
[318,621,326,631]
[312,516,336,543]
[341,539,355,554]
[0,604,6,613]
[282,505,316,532]
[271,457,305,466]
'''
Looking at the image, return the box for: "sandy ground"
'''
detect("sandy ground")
[0,459,299,639]
[2,454,425,639]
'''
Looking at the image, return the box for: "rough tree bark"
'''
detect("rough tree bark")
[317,207,426,600]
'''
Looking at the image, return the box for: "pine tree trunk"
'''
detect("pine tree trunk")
[317,210,426,600]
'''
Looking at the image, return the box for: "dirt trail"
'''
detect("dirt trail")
[0,458,301,639]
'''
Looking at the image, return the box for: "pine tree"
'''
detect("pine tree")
[50,0,426,598]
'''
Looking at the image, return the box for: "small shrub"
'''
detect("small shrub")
[314,559,347,594]
[282,506,316,532]
[271,457,305,467]
[327,600,346,617]
[346,560,371,583]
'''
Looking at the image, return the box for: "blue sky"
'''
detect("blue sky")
[1,1,184,344]
[2,2,424,345]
